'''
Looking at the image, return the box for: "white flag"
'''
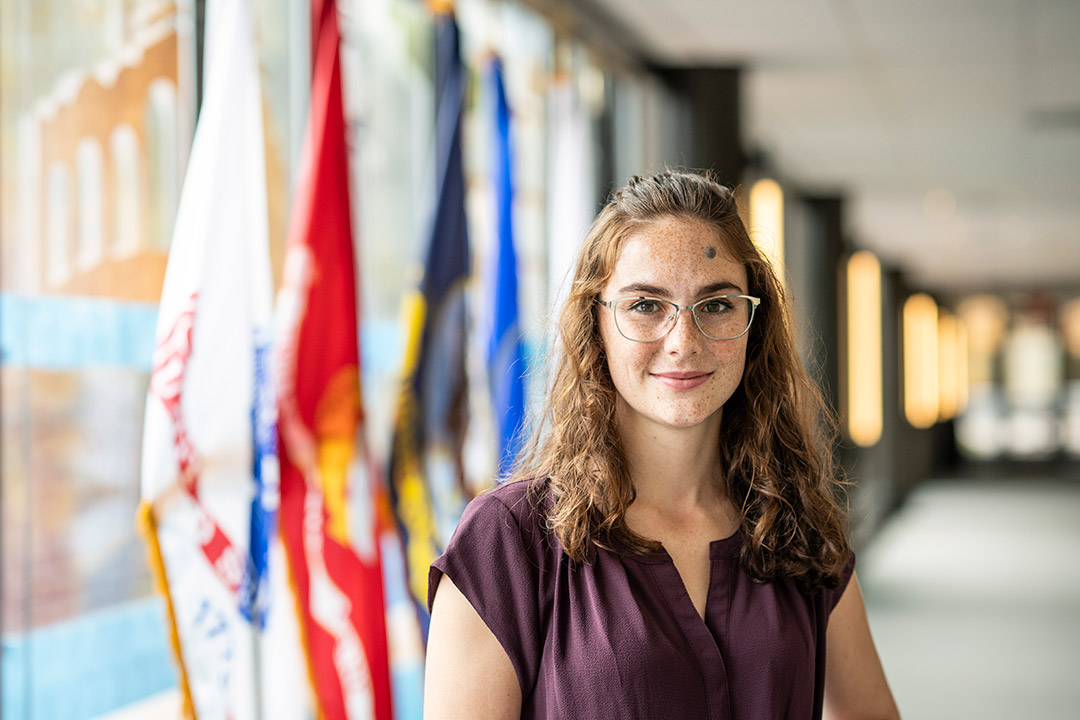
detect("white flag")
[139,0,308,717]
[546,76,596,324]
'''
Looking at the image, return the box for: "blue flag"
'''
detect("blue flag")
[246,331,276,627]
[488,58,527,479]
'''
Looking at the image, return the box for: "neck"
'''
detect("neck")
[615,398,725,512]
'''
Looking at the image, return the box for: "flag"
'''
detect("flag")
[138,0,306,718]
[274,0,393,718]
[488,58,526,479]
[389,9,471,624]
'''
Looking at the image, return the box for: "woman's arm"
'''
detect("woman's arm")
[424,574,523,720]
[822,573,901,720]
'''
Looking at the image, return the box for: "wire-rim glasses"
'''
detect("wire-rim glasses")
[597,294,761,342]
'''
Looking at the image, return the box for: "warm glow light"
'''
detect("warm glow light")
[1062,298,1080,358]
[956,294,1006,419]
[749,178,784,272]
[846,251,883,446]
[904,293,939,428]
[956,295,1008,386]
[938,312,959,420]
[955,319,969,414]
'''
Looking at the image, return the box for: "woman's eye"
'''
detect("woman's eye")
[630,299,661,313]
[701,299,729,314]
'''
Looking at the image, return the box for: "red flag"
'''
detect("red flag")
[275,0,393,718]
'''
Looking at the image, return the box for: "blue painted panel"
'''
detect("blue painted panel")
[0,294,158,370]
[0,294,404,377]
[1,598,177,719]
[391,665,425,720]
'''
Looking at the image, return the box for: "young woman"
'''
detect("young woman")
[424,172,900,719]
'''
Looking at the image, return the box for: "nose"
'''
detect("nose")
[664,306,703,354]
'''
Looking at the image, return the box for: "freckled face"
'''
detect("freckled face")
[598,216,750,433]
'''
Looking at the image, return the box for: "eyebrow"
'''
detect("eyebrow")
[616,281,746,297]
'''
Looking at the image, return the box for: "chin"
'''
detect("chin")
[650,405,723,430]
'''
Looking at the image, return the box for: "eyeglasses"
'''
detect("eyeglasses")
[596,294,761,343]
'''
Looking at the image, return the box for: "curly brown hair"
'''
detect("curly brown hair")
[511,171,850,593]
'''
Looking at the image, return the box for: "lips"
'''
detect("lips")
[651,370,712,390]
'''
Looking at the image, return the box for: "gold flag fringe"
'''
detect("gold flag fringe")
[136,500,197,720]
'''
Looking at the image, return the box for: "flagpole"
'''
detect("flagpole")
[252,606,262,719]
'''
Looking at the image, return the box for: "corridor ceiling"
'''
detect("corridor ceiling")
[586,0,1080,294]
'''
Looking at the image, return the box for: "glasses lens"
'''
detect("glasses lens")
[694,296,754,339]
[614,297,675,342]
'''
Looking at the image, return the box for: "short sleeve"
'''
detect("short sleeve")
[428,489,545,695]
[823,549,857,615]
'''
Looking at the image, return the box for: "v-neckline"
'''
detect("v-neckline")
[653,529,742,621]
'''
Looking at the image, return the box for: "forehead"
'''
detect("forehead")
[608,216,747,290]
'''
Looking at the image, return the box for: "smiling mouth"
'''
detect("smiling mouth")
[651,371,712,390]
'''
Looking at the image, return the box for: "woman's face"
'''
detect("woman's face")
[597,216,750,434]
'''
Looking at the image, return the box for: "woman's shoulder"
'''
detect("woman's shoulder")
[433,477,559,600]
[471,477,552,531]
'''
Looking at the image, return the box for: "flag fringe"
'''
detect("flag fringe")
[136,500,198,720]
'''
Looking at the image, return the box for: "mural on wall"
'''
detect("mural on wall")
[16,3,195,302]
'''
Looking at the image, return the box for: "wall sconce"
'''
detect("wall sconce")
[846,251,883,446]
[749,178,784,272]
[904,293,940,428]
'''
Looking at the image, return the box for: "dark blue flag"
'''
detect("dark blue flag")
[389,9,470,631]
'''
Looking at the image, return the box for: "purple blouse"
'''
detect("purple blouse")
[429,479,854,720]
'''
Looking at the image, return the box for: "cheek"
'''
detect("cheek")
[598,319,618,373]
[600,315,640,365]
[600,330,656,394]
[726,341,749,375]
[597,313,617,355]
[605,342,653,384]
[712,341,749,392]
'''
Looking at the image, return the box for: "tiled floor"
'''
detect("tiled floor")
[858,474,1080,719]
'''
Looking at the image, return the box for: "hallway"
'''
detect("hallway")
[859,469,1080,719]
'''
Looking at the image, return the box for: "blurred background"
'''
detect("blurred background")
[1,0,1078,718]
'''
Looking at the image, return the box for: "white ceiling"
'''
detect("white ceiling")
[587,0,1080,294]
